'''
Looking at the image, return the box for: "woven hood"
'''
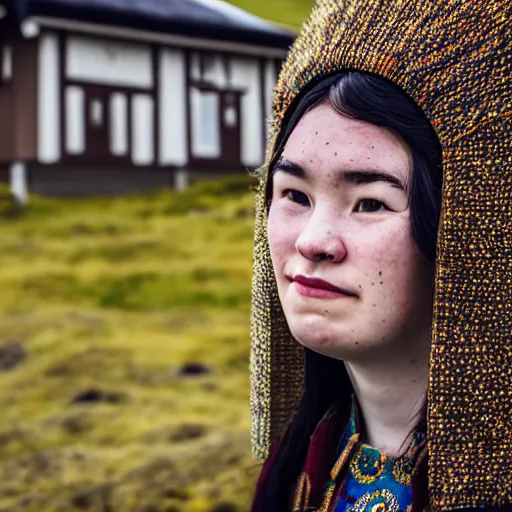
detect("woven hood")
[250,1,512,510]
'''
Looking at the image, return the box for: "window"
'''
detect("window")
[131,94,154,165]
[109,93,128,156]
[90,99,104,126]
[224,106,237,127]
[65,86,85,154]
[1,45,12,82]
[190,52,228,88]
[190,88,220,159]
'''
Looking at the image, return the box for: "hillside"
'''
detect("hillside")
[0,1,318,511]
[227,0,314,30]
[0,177,261,511]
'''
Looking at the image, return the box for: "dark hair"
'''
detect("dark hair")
[252,71,443,512]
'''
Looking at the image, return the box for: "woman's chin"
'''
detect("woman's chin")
[289,320,364,359]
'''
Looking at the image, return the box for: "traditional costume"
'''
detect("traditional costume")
[250,0,512,510]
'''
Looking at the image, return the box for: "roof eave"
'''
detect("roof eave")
[26,14,293,58]
[21,2,295,50]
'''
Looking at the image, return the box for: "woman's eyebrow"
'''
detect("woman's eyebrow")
[272,159,307,179]
[343,171,407,191]
[273,158,407,191]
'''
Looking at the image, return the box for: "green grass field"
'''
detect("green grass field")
[228,0,314,29]
[0,1,316,510]
[0,177,261,511]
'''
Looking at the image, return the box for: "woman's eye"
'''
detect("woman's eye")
[355,199,388,213]
[283,189,310,206]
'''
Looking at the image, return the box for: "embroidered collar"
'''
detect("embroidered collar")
[333,397,426,512]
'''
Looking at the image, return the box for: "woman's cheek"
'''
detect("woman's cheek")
[353,226,412,289]
[268,204,292,263]
[270,213,306,279]
[369,230,421,309]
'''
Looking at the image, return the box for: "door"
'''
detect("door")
[84,85,111,160]
[220,90,241,166]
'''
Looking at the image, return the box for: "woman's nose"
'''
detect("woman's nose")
[295,217,347,263]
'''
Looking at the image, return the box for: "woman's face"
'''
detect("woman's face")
[267,102,434,360]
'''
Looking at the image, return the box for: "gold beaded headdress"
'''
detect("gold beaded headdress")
[250,0,512,510]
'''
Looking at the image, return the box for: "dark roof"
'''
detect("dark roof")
[10,0,295,49]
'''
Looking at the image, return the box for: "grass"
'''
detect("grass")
[0,2,318,510]
[227,0,315,30]
[0,176,262,511]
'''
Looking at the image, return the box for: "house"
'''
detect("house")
[0,0,294,200]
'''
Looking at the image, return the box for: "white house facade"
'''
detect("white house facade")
[0,0,294,198]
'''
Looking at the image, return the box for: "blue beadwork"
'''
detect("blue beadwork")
[334,402,425,512]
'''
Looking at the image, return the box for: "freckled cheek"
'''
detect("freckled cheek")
[388,257,422,311]
[267,208,301,270]
[354,231,417,296]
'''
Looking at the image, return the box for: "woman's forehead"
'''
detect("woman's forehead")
[286,103,405,149]
[281,103,411,185]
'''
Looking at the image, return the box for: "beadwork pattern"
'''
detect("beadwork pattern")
[333,401,424,512]
[349,447,389,485]
[250,0,512,510]
[340,446,418,512]
[347,490,399,512]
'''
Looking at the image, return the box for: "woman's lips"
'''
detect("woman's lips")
[292,275,357,299]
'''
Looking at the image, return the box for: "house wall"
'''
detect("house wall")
[0,37,38,164]
[63,33,157,167]
[0,52,14,162]
[159,48,187,166]
[30,164,173,197]
[187,51,276,170]
[229,57,263,168]
[37,30,280,170]
[188,51,229,165]
[65,85,85,154]
[38,31,60,163]
[12,37,38,162]
[28,27,282,196]
[66,36,152,88]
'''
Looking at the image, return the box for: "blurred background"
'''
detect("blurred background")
[0,0,313,510]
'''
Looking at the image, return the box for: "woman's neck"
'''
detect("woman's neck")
[344,335,430,457]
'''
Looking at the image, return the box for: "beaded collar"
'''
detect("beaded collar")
[334,399,426,512]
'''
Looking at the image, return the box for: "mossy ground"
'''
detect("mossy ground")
[0,176,262,511]
[0,3,316,509]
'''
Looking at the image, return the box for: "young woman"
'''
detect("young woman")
[249,1,512,511]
